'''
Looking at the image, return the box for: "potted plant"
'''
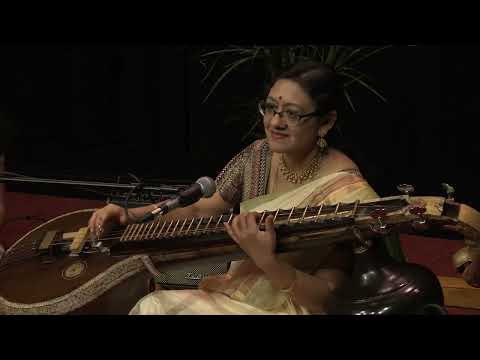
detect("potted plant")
[200,45,392,143]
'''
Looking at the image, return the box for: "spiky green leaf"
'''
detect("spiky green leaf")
[340,71,387,103]
[335,46,367,69]
[200,48,255,57]
[202,55,257,104]
[346,45,393,68]
[343,88,357,112]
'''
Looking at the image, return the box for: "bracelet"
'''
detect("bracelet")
[280,270,298,294]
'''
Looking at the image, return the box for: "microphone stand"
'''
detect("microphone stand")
[0,174,186,205]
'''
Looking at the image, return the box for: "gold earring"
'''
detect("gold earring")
[317,137,328,153]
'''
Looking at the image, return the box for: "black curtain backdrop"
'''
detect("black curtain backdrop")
[0,43,193,181]
[0,43,478,210]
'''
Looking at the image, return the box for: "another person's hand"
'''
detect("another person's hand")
[88,203,129,237]
[462,248,480,287]
[224,212,277,268]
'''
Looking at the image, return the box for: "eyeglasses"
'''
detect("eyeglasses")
[258,100,321,127]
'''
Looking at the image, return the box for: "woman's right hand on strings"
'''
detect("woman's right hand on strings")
[88,204,129,237]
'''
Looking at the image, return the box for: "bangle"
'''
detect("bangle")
[280,270,298,294]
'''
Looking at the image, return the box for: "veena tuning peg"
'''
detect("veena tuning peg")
[441,183,455,200]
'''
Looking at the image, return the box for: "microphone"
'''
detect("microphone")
[139,176,216,223]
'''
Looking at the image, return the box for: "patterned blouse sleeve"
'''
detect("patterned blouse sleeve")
[214,142,255,206]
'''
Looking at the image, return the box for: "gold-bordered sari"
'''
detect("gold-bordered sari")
[129,139,404,315]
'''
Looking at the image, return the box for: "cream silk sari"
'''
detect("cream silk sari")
[129,169,380,315]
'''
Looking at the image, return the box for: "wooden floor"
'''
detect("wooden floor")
[1,191,479,315]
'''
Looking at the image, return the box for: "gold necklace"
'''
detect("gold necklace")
[279,150,322,184]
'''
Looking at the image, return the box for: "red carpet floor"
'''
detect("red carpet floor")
[1,191,478,315]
